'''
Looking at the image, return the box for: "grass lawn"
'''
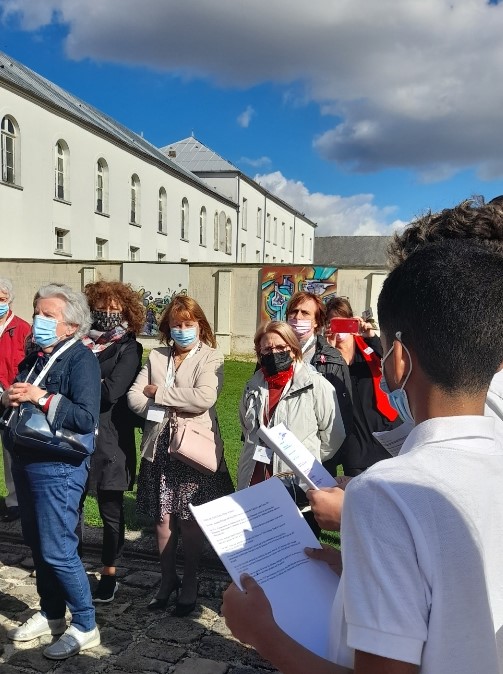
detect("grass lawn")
[0,357,339,545]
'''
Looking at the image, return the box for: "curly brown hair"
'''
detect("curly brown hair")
[85,280,145,335]
[387,196,503,270]
[158,295,216,348]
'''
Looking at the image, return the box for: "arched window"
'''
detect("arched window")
[158,187,167,233]
[199,206,207,246]
[130,174,140,224]
[225,217,232,255]
[181,197,189,239]
[1,116,18,184]
[219,211,226,252]
[55,140,70,201]
[96,158,109,214]
[213,211,219,250]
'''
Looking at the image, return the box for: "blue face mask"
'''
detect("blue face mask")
[33,315,61,348]
[171,327,198,348]
[379,331,415,425]
[0,303,9,318]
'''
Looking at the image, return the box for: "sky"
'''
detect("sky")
[1,0,503,236]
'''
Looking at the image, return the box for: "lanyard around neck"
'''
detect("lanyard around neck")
[26,338,78,386]
[0,312,14,338]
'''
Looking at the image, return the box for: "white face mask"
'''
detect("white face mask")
[335,332,350,342]
[288,318,313,337]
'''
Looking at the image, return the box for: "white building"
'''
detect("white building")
[0,52,315,264]
[161,137,316,264]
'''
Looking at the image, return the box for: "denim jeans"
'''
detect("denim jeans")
[12,454,95,632]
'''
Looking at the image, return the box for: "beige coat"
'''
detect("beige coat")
[127,343,224,462]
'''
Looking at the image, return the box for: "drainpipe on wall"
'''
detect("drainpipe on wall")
[235,174,240,263]
[292,215,296,262]
[262,194,267,262]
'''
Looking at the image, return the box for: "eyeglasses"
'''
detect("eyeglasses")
[260,344,290,355]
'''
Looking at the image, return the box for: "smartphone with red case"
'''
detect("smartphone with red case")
[330,317,359,334]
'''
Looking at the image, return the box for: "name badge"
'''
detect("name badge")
[147,404,166,423]
[253,444,273,464]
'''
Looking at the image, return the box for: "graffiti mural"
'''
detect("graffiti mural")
[135,286,188,336]
[260,266,337,322]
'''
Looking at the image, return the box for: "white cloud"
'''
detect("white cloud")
[237,105,255,128]
[255,171,406,236]
[238,155,271,168]
[3,0,503,178]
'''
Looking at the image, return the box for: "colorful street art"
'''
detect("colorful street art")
[260,266,337,322]
[135,286,188,336]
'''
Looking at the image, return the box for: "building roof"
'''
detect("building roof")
[160,136,237,172]
[162,136,317,228]
[314,235,393,268]
[0,52,235,204]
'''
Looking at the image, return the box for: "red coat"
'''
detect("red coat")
[0,311,31,389]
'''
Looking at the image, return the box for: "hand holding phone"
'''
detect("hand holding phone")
[330,317,359,334]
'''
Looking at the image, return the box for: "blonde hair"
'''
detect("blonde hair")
[254,321,302,361]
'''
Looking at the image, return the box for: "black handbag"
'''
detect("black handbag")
[3,402,96,462]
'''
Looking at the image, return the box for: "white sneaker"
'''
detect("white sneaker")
[43,624,101,660]
[7,611,66,642]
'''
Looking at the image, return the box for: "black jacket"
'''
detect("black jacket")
[310,335,353,437]
[88,335,143,492]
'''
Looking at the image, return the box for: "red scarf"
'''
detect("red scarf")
[262,365,294,389]
[353,335,398,422]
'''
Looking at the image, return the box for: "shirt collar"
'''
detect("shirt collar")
[400,415,500,457]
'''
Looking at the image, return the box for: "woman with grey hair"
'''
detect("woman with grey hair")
[0,277,31,522]
[0,284,102,660]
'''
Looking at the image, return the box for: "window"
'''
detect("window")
[219,211,226,251]
[266,213,271,242]
[241,243,246,261]
[273,256,276,263]
[54,228,69,255]
[273,217,278,245]
[54,140,69,201]
[265,254,270,262]
[256,250,261,262]
[158,187,167,233]
[301,233,305,257]
[181,197,189,240]
[281,222,286,249]
[130,174,140,224]
[129,246,139,261]
[199,206,207,246]
[225,217,232,255]
[96,238,107,259]
[257,207,262,238]
[242,197,248,230]
[309,237,312,257]
[158,253,166,262]
[1,116,18,184]
[213,211,219,250]
[95,158,109,214]
[289,226,294,252]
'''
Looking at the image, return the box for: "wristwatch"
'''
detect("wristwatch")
[37,393,51,409]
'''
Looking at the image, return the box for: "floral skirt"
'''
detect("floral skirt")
[136,425,234,521]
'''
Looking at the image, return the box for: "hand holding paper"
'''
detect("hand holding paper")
[257,423,337,491]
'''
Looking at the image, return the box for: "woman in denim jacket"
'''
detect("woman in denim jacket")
[0,284,101,661]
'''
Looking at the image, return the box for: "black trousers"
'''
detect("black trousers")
[97,489,125,567]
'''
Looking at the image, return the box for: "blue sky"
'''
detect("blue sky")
[2,0,503,235]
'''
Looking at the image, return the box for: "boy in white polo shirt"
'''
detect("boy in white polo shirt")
[222,239,503,674]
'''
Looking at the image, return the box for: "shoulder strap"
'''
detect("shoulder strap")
[114,341,129,365]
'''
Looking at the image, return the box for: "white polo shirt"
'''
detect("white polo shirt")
[486,370,503,427]
[330,416,503,674]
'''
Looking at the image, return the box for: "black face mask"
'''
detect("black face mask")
[91,310,123,332]
[260,351,293,376]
